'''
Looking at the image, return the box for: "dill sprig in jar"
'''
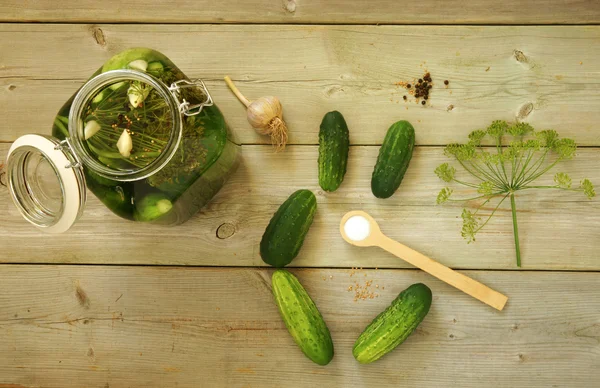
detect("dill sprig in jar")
[6,48,240,232]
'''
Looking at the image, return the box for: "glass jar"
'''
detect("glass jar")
[6,48,240,233]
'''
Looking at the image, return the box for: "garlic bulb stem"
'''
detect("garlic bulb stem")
[224,76,251,107]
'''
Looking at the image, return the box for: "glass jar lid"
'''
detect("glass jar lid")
[69,70,183,182]
[6,135,86,233]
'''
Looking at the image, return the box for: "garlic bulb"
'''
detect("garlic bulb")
[117,129,133,157]
[247,96,283,131]
[224,76,288,151]
[84,120,101,140]
[128,59,148,72]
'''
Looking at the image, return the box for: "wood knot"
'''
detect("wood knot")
[216,223,235,239]
[75,283,91,309]
[7,84,16,91]
[516,102,534,121]
[283,0,296,13]
[91,26,106,47]
[518,353,526,362]
[0,165,6,187]
[513,50,528,64]
[448,333,455,339]
[446,104,455,112]
[325,85,344,98]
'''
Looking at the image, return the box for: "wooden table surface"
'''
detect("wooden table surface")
[1,2,600,387]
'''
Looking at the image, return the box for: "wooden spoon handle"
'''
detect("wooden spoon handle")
[377,235,508,311]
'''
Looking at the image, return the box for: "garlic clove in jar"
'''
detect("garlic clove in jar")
[84,120,101,140]
[128,59,148,72]
[117,129,133,157]
[127,83,150,108]
[128,91,142,108]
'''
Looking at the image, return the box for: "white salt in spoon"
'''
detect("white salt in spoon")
[340,210,508,311]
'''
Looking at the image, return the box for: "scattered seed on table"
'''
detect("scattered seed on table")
[444,80,449,85]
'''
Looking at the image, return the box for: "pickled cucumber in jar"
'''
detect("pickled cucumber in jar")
[50,48,240,225]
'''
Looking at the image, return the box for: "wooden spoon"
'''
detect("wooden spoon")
[340,210,508,311]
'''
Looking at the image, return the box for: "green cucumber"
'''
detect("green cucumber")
[272,269,334,365]
[371,120,415,198]
[134,193,173,222]
[260,190,317,267]
[147,61,165,75]
[101,48,169,72]
[318,111,350,192]
[353,283,432,364]
[92,90,105,103]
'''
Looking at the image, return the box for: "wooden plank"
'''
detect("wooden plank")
[1,0,599,24]
[1,144,599,270]
[0,266,598,387]
[2,24,600,145]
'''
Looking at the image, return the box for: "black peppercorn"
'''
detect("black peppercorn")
[424,96,428,100]
[406,84,411,88]
[418,78,423,83]
[421,100,426,105]
[403,95,407,100]
[444,80,449,85]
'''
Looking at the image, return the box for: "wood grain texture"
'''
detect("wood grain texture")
[1,144,598,269]
[0,266,598,388]
[1,25,600,145]
[1,0,599,24]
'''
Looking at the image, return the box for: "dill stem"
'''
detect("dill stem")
[453,179,480,189]
[475,193,509,232]
[516,149,549,187]
[514,149,535,187]
[473,194,499,216]
[510,149,519,187]
[510,193,521,267]
[520,185,582,192]
[447,193,500,202]
[485,160,508,187]
[458,160,486,182]
[520,158,560,187]
[468,160,505,189]
[497,138,510,184]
